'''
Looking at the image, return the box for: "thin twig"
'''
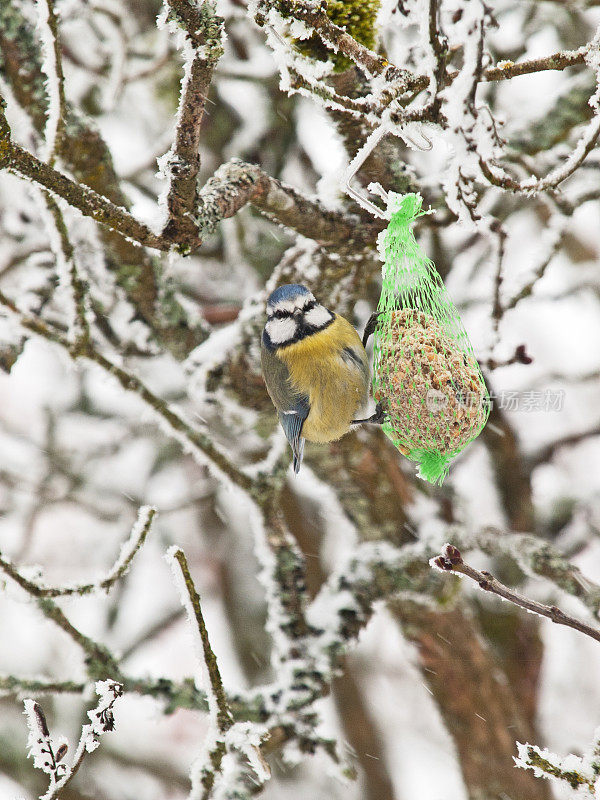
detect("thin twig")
[36,0,67,163]
[43,195,91,348]
[10,506,157,598]
[0,676,85,697]
[0,552,121,676]
[169,548,235,799]
[528,423,600,468]
[479,114,600,194]
[431,544,600,645]
[171,548,233,733]
[483,47,588,82]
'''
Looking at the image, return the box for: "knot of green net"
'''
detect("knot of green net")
[377,191,430,288]
[386,191,423,226]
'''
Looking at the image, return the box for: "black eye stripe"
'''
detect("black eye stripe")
[269,298,318,319]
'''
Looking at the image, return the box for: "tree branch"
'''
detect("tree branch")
[8,506,157,598]
[196,158,367,247]
[170,548,233,734]
[43,195,91,348]
[432,544,600,645]
[0,286,255,492]
[1,122,363,252]
[36,0,67,163]
[483,47,588,82]
[161,0,224,246]
[256,0,416,85]
[528,422,600,468]
[0,676,85,697]
[0,133,165,250]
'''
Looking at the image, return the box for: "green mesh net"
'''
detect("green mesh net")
[373,192,490,485]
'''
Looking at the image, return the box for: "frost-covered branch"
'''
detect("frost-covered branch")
[452,526,600,617]
[42,195,91,348]
[308,540,433,669]
[0,553,121,678]
[160,0,224,246]
[0,127,165,250]
[1,111,362,254]
[169,548,233,733]
[3,506,157,598]
[480,115,600,193]
[479,26,600,194]
[515,735,600,796]
[195,158,366,246]
[24,682,123,800]
[23,700,69,795]
[168,548,271,798]
[0,285,255,492]
[35,0,67,163]
[255,0,415,85]
[432,544,600,644]
[483,46,588,82]
[168,548,233,797]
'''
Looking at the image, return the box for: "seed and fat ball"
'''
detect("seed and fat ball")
[374,310,487,456]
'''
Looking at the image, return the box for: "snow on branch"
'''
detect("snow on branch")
[452,526,600,618]
[0,506,157,599]
[194,158,364,247]
[0,508,158,687]
[39,194,92,349]
[167,547,270,799]
[440,0,497,227]
[167,547,233,732]
[308,539,433,670]
[23,681,123,800]
[253,0,414,84]
[0,121,166,250]
[479,25,600,195]
[0,105,361,255]
[514,734,600,797]
[158,0,225,247]
[35,0,67,163]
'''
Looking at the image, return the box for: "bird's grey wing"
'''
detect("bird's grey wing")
[261,344,309,474]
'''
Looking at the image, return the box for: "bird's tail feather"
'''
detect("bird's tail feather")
[293,438,305,474]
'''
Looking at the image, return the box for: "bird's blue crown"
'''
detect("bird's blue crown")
[267,284,310,307]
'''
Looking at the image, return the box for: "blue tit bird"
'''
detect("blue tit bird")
[261,284,384,473]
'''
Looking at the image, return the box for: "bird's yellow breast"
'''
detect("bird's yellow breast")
[277,315,369,443]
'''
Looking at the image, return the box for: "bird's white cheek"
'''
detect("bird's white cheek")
[304,306,332,327]
[266,318,297,344]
